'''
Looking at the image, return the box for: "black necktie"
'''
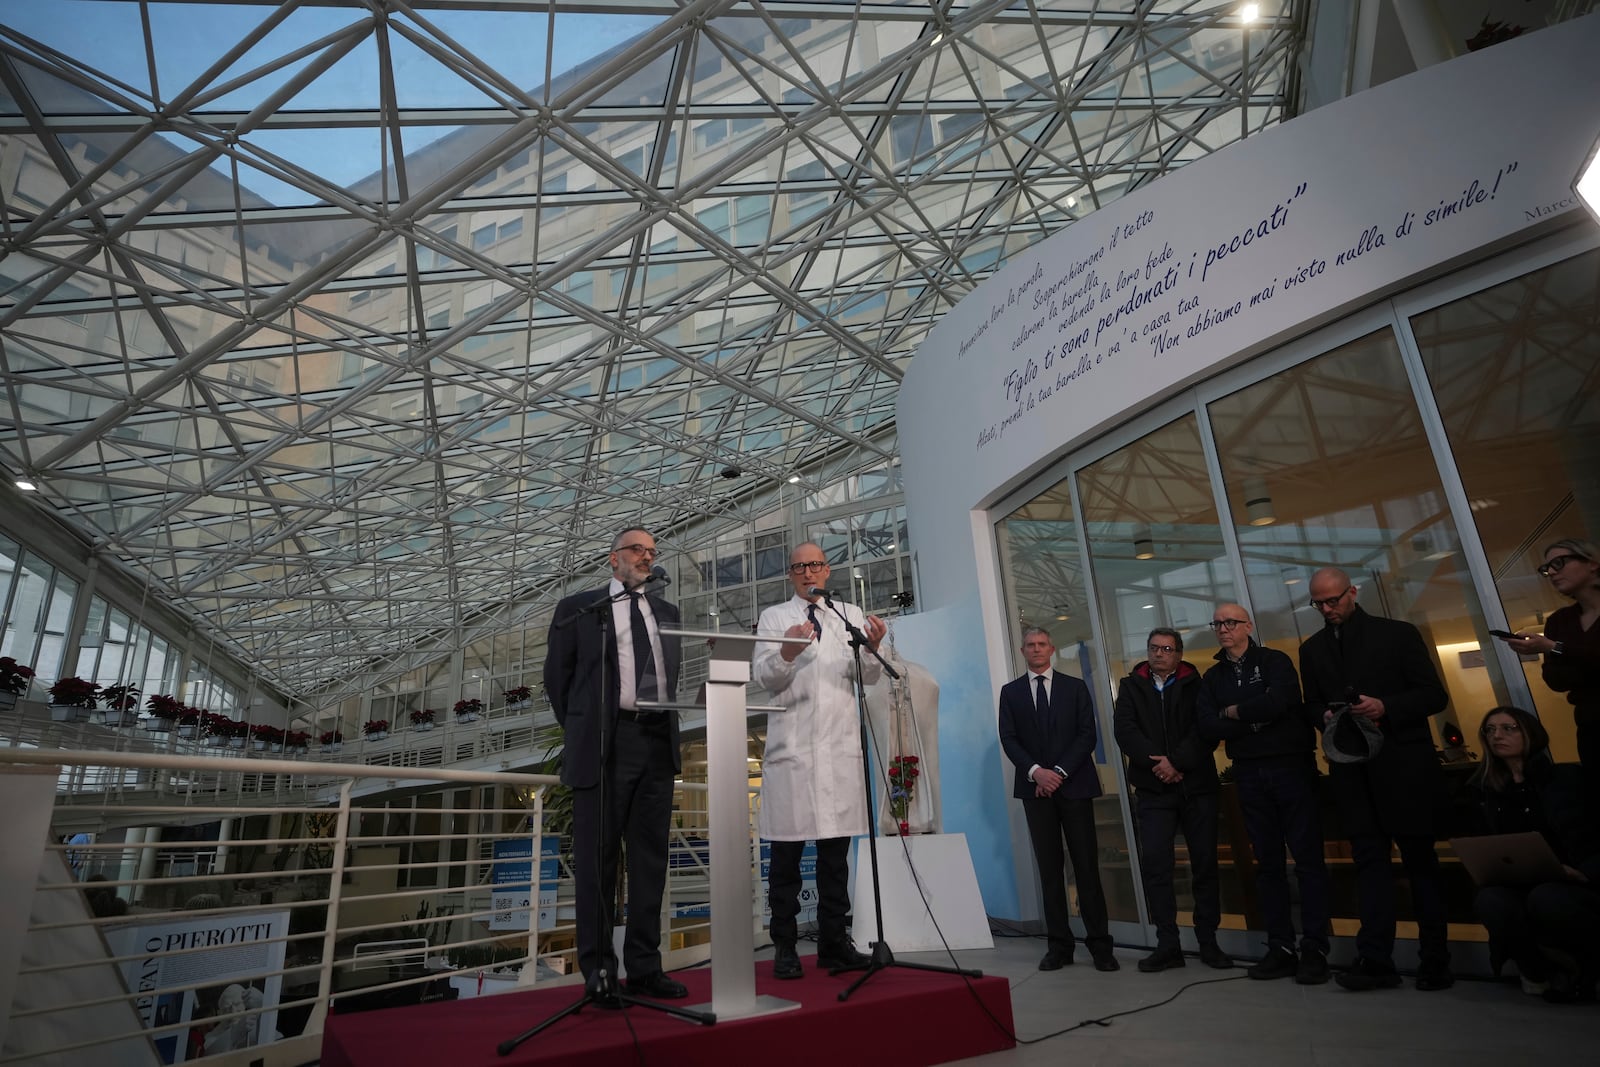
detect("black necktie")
[629,592,657,703]
[1035,674,1049,716]
[807,603,822,641]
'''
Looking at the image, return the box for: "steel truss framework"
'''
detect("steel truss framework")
[0,0,1306,697]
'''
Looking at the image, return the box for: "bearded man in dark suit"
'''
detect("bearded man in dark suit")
[998,626,1119,972]
[544,527,685,1001]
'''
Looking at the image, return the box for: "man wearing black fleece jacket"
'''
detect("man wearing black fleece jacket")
[1114,627,1231,973]
[1197,603,1329,985]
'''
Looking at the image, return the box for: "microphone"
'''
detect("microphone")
[645,565,671,588]
[807,587,838,600]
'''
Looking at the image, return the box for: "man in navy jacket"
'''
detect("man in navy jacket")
[1197,603,1329,984]
[998,627,1119,971]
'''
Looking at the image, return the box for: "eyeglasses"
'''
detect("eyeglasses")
[1308,587,1352,610]
[1482,722,1522,736]
[616,543,658,559]
[787,560,828,574]
[1147,643,1177,655]
[1537,554,1588,577]
[1208,618,1249,631]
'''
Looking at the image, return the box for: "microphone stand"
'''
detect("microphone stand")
[498,575,713,1057]
[811,590,982,1002]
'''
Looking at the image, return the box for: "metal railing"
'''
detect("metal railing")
[0,748,751,1066]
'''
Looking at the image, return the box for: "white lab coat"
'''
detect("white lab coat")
[754,594,882,841]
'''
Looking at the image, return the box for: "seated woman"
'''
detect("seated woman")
[1470,706,1600,1002]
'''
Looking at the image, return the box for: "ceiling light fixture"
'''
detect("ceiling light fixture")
[1243,475,1275,526]
[15,479,38,492]
[1239,2,1260,23]
[787,475,801,484]
[1134,525,1155,560]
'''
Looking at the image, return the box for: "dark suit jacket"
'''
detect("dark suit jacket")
[543,585,682,789]
[1298,605,1447,837]
[998,670,1103,801]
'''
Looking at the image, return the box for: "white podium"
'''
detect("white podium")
[649,628,806,1021]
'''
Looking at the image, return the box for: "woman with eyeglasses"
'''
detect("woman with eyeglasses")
[1498,539,1600,796]
[1468,706,1599,1003]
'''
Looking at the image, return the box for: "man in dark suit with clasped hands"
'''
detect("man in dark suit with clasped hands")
[544,527,686,1001]
[998,627,1119,972]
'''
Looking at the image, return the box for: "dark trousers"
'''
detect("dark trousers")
[1021,793,1112,956]
[571,717,675,981]
[768,836,851,947]
[1475,881,1600,984]
[1235,759,1331,953]
[1349,832,1448,968]
[1135,789,1221,948]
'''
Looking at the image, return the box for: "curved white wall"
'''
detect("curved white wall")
[897,17,1600,917]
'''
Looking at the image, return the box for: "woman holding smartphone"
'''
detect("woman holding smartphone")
[1498,539,1600,797]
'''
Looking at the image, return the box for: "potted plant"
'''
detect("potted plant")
[225,717,250,749]
[100,684,142,727]
[410,708,437,732]
[285,729,311,755]
[175,706,203,740]
[201,712,233,747]
[319,729,344,754]
[146,693,181,731]
[503,685,532,711]
[0,657,35,709]
[250,723,284,752]
[47,676,99,722]
[363,719,390,741]
[453,698,483,724]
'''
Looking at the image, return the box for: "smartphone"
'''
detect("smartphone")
[1488,629,1518,640]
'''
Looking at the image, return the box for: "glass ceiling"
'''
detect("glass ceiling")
[0,0,1306,696]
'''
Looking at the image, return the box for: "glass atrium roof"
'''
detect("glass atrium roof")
[0,0,1306,695]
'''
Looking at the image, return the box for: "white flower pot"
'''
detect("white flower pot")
[252,739,267,751]
[205,734,226,747]
[324,742,342,755]
[414,721,435,732]
[49,704,92,723]
[507,699,531,711]
[455,712,479,724]
[0,691,18,711]
[228,736,246,749]
[177,724,198,739]
[101,709,139,727]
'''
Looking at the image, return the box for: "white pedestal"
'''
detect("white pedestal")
[850,833,993,952]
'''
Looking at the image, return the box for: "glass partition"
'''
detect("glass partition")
[996,481,1138,923]
[1411,248,1600,763]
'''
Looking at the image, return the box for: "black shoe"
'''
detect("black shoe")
[1296,947,1330,985]
[1093,952,1122,972]
[1414,963,1454,992]
[1038,949,1073,971]
[817,940,871,970]
[1137,945,1185,973]
[1198,943,1235,970]
[772,943,803,980]
[625,971,688,999]
[1335,955,1401,991]
[1248,945,1298,981]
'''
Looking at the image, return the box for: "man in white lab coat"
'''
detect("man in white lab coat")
[754,541,888,979]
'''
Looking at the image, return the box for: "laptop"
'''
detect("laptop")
[1448,832,1566,887]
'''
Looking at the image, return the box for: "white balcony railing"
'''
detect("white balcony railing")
[0,748,751,1066]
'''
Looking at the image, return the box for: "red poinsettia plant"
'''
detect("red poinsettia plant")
[0,656,36,695]
[503,685,532,705]
[102,684,141,711]
[363,719,390,737]
[453,698,483,717]
[319,729,344,746]
[410,708,436,726]
[146,693,182,719]
[47,676,100,708]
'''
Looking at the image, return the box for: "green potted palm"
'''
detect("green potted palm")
[0,657,36,710]
[47,676,99,722]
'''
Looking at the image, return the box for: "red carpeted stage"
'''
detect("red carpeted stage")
[322,958,1015,1067]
